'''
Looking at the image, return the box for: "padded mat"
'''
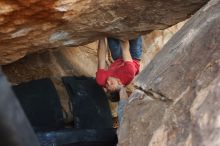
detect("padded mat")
[37,128,117,146]
[13,78,64,130]
[62,77,112,129]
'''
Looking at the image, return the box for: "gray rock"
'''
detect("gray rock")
[118,0,220,145]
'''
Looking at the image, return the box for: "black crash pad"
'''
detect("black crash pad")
[62,77,113,129]
[13,78,64,130]
[37,128,117,146]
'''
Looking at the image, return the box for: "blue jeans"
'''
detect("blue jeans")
[107,36,142,60]
[117,99,127,125]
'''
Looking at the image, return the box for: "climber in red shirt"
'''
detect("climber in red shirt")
[96,36,142,93]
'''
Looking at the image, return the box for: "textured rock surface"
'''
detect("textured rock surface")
[118,0,220,145]
[141,21,185,68]
[2,21,185,84]
[0,0,208,64]
[2,42,98,84]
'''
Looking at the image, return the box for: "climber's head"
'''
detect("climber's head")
[105,76,122,93]
[96,72,124,92]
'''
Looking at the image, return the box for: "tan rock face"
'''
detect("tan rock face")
[0,0,208,64]
[118,0,220,145]
[2,21,185,84]
[2,42,98,84]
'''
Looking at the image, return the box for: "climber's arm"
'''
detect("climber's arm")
[98,38,108,69]
[120,40,133,62]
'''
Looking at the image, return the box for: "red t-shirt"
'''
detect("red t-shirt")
[96,59,140,86]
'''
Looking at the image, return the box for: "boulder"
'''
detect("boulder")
[2,21,185,84]
[118,0,220,145]
[0,0,208,64]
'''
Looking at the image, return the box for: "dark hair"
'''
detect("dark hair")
[106,91,120,102]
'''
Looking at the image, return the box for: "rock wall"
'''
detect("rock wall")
[2,42,98,84]
[141,21,185,68]
[0,0,208,64]
[2,21,185,84]
[118,0,220,145]
[2,25,186,112]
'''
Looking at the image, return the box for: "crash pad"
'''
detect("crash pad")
[13,78,64,130]
[62,77,113,129]
[37,128,117,146]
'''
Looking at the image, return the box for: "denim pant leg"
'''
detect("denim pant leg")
[117,99,127,125]
[129,36,142,60]
[107,37,122,60]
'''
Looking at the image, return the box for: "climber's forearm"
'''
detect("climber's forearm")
[98,38,107,69]
[120,40,133,62]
